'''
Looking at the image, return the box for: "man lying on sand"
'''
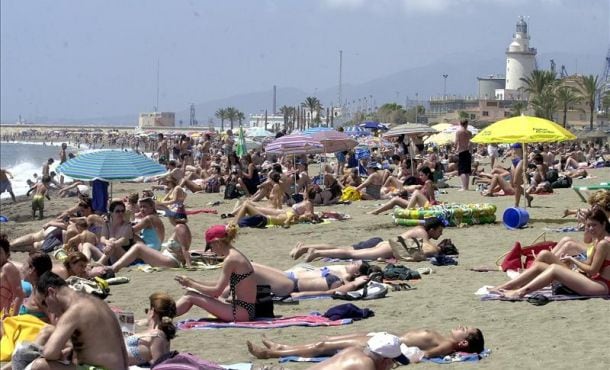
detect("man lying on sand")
[247,325,484,360]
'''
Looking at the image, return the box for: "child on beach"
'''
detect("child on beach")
[30,175,51,220]
[0,235,25,319]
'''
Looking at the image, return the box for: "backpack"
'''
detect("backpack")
[551,176,572,189]
[383,264,421,281]
[545,169,559,183]
[438,238,459,255]
[223,182,241,199]
[255,285,275,318]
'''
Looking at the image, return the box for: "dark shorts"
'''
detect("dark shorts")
[352,237,383,250]
[458,151,472,175]
[238,215,268,228]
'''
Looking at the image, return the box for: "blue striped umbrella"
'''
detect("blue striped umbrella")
[56,150,167,181]
[303,127,334,135]
[343,126,371,137]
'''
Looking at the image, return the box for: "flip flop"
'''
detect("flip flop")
[526,293,550,306]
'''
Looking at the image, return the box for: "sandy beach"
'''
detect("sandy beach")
[1,165,609,369]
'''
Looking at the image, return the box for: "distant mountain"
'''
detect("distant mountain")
[21,51,603,126]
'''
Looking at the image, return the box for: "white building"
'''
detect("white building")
[138,112,175,128]
[505,17,537,92]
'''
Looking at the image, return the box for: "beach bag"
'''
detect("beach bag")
[383,264,421,281]
[40,234,62,254]
[438,238,459,255]
[545,169,559,183]
[498,234,557,271]
[223,182,240,199]
[205,178,220,193]
[333,281,388,301]
[152,351,224,370]
[237,215,268,229]
[0,315,46,361]
[255,285,275,318]
[323,303,374,321]
[340,186,361,202]
[389,236,426,262]
[65,276,110,299]
[551,176,572,189]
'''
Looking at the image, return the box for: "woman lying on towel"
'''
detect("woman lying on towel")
[553,190,610,257]
[247,325,485,360]
[173,223,257,322]
[241,260,380,299]
[126,292,177,366]
[291,217,445,263]
[230,198,319,228]
[491,207,610,298]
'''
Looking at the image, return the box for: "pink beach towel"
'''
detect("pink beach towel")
[177,315,353,330]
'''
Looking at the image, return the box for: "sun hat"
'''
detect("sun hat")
[205,224,228,250]
[366,332,410,365]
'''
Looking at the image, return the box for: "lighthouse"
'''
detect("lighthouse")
[505,17,537,92]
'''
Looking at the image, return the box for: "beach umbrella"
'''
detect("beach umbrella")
[358,136,394,150]
[304,129,358,153]
[343,126,371,137]
[471,115,576,207]
[236,126,247,157]
[383,123,438,138]
[265,133,323,156]
[360,121,388,130]
[56,150,167,181]
[425,125,478,146]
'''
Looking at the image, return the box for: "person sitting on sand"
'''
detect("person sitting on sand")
[17,252,53,322]
[237,260,378,299]
[491,207,610,298]
[293,217,444,262]
[155,176,187,215]
[368,167,437,215]
[340,167,362,188]
[173,224,257,322]
[247,325,485,361]
[355,163,385,200]
[0,235,24,318]
[25,272,129,369]
[553,190,610,258]
[105,208,192,273]
[126,292,177,366]
[132,197,165,251]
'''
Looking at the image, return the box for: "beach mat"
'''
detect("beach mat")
[136,261,223,273]
[278,349,491,364]
[177,315,352,330]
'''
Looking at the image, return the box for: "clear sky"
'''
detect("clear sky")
[1,0,608,122]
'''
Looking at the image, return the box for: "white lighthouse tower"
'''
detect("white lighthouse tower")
[505,17,537,93]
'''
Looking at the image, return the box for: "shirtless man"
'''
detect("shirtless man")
[27,272,128,369]
[0,168,16,203]
[156,133,170,164]
[247,326,484,361]
[42,158,54,177]
[455,119,472,191]
[31,176,51,220]
[59,143,67,185]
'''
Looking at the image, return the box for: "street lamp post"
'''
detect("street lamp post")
[442,74,448,100]
[415,92,419,123]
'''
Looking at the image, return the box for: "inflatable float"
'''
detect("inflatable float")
[393,203,497,227]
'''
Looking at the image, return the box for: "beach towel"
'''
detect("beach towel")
[136,261,223,273]
[176,315,353,330]
[476,286,610,302]
[279,356,330,363]
[0,314,46,361]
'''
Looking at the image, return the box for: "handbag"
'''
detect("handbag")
[254,285,274,318]
[389,236,426,262]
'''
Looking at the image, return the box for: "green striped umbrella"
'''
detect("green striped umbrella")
[236,125,247,157]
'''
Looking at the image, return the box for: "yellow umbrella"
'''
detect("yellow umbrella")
[424,131,454,145]
[471,115,576,144]
[471,115,576,208]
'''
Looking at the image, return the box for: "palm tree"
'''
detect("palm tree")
[215,108,227,132]
[225,107,238,130]
[576,74,602,130]
[555,85,582,127]
[520,70,557,96]
[510,101,527,117]
[236,111,245,127]
[520,70,558,120]
[602,90,610,118]
[301,96,322,128]
[279,105,294,131]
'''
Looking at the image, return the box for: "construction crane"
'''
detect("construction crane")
[598,47,610,111]
[550,59,556,74]
[560,65,568,78]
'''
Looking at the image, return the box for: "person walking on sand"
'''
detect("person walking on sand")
[59,142,68,185]
[0,168,17,203]
[30,175,51,220]
[24,272,128,369]
[455,119,472,191]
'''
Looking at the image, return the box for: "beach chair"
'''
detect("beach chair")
[572,182,609,202]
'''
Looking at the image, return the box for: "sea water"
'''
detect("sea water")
[0,142,76,198]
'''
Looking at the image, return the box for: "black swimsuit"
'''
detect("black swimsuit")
[230,270,256,321]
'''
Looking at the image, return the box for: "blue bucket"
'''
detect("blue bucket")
[502,207,529,229]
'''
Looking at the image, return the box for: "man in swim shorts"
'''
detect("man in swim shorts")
[25,272,128,369]
[455,119,473,191]
[0,168,17,203]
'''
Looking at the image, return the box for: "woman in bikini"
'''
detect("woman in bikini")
[230,196,318,228]
[106,209,192,273]
[0,236,24,318]
[356,163,384,200]
[174,224,257,322]
[81,200,135,263]
[491,207,610,298]
[126,292,176,366]
[247,260,376,299]
[368,167,437,215]
[155,176,187,214]
[52,251,90,279]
